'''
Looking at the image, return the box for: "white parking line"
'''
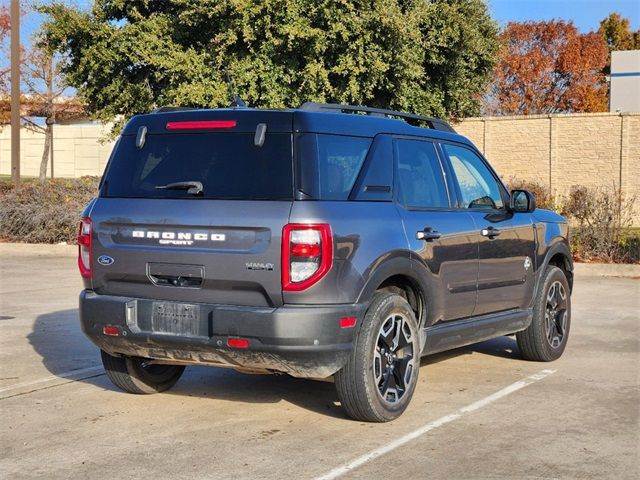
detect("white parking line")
[315,369,557,480]
[0,366,104,398]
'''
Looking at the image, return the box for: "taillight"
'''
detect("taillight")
[77,217,92,278]
[282,224,332,291]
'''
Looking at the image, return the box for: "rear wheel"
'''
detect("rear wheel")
[101,350,185,394]
[517,266,571,362]
[335,292,420,422]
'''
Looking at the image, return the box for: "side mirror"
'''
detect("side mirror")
[510,189,536,213]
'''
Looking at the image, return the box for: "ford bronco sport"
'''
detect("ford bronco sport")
[78,103,573,422]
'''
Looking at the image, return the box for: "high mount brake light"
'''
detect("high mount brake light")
[77,217,92,278]
[282,224,332,292]
[165,120,237,130]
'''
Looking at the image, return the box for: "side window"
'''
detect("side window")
[317,134,371,200]
[443,144,504,209]
[395,139,449,208]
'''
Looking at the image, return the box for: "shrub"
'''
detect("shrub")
[505,179,638,263]
[562,185,639,263]
[505,177,555,210]
[0,177,100,244]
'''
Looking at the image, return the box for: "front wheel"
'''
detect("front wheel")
[335,292,421,422]
[517,266,571,362]
[101,350,185,394]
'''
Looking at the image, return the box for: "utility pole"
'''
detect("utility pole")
[10,0,20,186]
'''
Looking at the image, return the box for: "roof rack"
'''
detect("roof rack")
[299,102,455,133]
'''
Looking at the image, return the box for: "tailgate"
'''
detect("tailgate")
[89,198,290,307]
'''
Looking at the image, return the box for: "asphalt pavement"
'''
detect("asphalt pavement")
[1,244,638,480]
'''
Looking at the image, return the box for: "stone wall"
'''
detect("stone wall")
[0,124,115,178]
[1,112,638,224]
[454,112,639,225]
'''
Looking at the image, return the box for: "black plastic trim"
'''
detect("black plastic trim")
[423,309,532,355]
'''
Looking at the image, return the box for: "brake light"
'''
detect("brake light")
[77,217,92,278]
[103,326,120,336]
[339,317,357,329]
[282,224,332,291]
[227,338,250,349]
[165,120,237,130]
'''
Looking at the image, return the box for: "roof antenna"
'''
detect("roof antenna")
[224,71,247,108]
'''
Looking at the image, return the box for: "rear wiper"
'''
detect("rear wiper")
[155,181,203,196]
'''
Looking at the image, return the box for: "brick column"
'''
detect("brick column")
[483,118,490,160]
[548,115,557,197]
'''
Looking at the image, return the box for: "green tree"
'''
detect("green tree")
[38,0,498,129]
[598,12,640,52]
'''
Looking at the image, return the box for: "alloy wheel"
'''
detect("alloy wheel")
[373,313,415,404]
[545,281,568,349]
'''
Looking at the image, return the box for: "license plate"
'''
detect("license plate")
[151,302,200,336]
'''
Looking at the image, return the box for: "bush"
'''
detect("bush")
[0,177,100,244]
[505,179,639,263]
[562,185,639,263]
[505,177,555,210]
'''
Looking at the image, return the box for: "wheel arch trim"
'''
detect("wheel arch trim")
[532,240,574,306]
[356,254,439,328]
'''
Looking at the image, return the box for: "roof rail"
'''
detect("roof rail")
[299,102,455,133]
[152,106,198,113]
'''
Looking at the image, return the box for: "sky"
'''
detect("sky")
[6,0,640,48]
[489,0,639,32]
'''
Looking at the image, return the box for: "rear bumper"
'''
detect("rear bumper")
[79,290,366,378]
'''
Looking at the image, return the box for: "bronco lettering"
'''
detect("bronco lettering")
[132,230,226,242]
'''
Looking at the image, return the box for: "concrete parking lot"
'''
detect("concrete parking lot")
[1,243,638,479]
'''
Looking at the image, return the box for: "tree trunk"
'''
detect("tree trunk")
[39,123,52,182]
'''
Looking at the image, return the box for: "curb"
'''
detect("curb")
[0,242,76,257]
[573,262,640,278]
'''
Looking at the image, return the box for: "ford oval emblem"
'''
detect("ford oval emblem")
[97,255,114,266]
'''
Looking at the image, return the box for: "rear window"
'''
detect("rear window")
[296,134,372,200]
[101,132,293,200]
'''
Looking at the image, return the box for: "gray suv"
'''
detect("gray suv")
[78,103,573,422]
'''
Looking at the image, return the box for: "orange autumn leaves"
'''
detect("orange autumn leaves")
[487,21,609,115]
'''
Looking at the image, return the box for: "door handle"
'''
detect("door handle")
[481,226,501,238]
[416,228,441,241]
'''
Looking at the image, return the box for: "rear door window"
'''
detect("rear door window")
[395,139,450,208]
[101,132,293,200]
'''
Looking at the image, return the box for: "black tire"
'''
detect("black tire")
[101,350,185,394]
[517,266,571,362]
[335,292,420,422]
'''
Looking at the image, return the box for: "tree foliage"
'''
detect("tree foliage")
[486,20,608,115]
[598,12,640,52]
[0,4,11,98]
[0,3,84,179]
[22,39,86,181]
[38,0,499,128]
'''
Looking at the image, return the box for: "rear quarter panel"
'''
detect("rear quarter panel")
[285,201,409,304]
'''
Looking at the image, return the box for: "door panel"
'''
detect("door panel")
[468,211,536,315]
[400,210,478,321]
[394,138,478,322]
[440,142,536,316]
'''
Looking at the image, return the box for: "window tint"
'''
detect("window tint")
[102,132,293,200]
[295,134,372,200]
[443,144,504,209]
[317,134,371,200]
[396,139,449,208]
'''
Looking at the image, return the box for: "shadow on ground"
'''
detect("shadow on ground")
[29,308,525,419]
